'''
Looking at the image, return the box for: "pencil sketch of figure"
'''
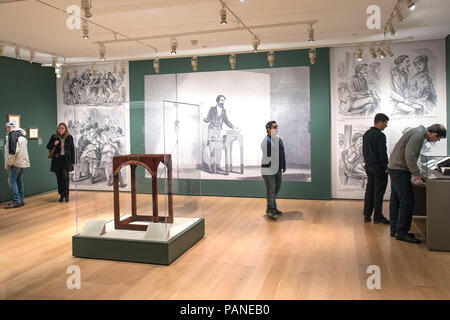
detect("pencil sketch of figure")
[62,68,126,105]
[408,55,437,114]
[338,64,380,116]
[339,125,367,188]
[202,95,236,174]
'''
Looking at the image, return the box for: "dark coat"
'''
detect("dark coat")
[362,127,388,173]
[47,134,75,172]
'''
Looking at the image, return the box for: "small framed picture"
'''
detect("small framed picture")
[8,114,21,128]
[29,128,39,139]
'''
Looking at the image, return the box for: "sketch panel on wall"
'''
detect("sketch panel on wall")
[145,67,311,182]
[57,63,130,191]
[331,40,447,199]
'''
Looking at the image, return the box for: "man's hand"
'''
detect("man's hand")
[54,140,59,146]
[282,169,286,173]
[412,176,424,184]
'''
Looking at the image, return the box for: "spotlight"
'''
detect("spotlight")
[267,51,275,67]
[385,41,394,58]
[170,38,178,55]
[55,65,62,78]
[394,4,403,22]
[153,58,160,73]
[406,0,416,11]
[29,49,35,63]
[376,46,386,59]
[52,56,57,68]
[220,5,227,25]
[191,56,198,71]
[356,47,363,61]
[92,63,97,77]
[0,42,4,56]
[81,0,92,18]
[82,19,89,39]
[229,54,236,70]
[369,46,377,59]
[252,36,260,52]
[388,20,396,36]
[113,62,117,74]
[67,69,72,78]
[15,46,20,59]
[121,61,126,75]
[99,43,106,61]
[307,24,315,43]
[309,48,316,65]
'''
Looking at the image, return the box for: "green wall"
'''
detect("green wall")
[129,49,331,200]
[0,56,57,203]
[447,35,450,154]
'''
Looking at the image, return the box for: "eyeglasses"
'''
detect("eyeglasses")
[272,125,278,129]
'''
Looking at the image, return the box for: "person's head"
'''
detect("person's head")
[265,121,278,136]
[116,127,123,135]
[5,122,15,133]
[355,64,369,78]
[414,55,429,74]
[56,122,69,139]
[352,132,363,145]
[426,124,447,142]
[395,55,410,71]
[216,95,226,108]
[374,113,389,131]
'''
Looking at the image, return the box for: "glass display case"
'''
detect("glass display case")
[418,154,450,180]
[70,100,204,265]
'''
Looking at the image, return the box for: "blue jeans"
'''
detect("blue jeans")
[388,169,414,235]
[9,166,25,204]
[262,170,282,212]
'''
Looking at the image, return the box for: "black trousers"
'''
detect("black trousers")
[363,169,388,219]
[55,156,70,197]
[388,169,414,235]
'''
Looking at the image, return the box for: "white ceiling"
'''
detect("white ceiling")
[0,0,449,65]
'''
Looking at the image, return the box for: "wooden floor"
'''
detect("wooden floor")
[1,190,450,300]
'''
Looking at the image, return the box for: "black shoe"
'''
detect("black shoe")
[266,210,278,220]
[391,232,416,238]
[4,202,21,209]
[64,195,69,202]
[364,216,372,223]
[21,201,25,206]
[374,216,390,224]
[396,234,421,244]
[59,195,64,202]
[274,209,283,215]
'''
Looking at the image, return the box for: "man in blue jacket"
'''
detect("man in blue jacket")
[261,121,286,220]
[362,113,390,224]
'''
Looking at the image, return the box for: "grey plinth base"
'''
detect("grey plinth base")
[72,218,205,265]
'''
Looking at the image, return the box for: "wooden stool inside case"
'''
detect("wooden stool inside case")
[113,154,174,231]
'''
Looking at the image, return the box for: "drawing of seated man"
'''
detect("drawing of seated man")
[339,64,379,116]
[341,133,366,187]
[408,55,437,115]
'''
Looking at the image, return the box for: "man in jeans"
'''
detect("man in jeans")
[362,113,390,224]
[261,121,286,220]
[4,122,30,209]
[388,124,446,243]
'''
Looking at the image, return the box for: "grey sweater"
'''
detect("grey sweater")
[388,125,427,176]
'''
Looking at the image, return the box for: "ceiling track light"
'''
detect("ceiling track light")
[220,4,227,25]
[153,58,160,73]
[82,19,89,39]
[267,51,275,67]
[67,69,72,78]
[309,48,316,65]
[52,56,58,68]
[29,49,35,63]
[356,47,363,62]
[0,42,4,56]
[252,36,260,52]
[81,0,92,18]
[15,46,21,59]
[170,37,178,55]
[385,41,394,58]
[99,43,106,61]
[388,19,396,36]
[369,46,377,59]
[92,63,97,77]
[376,44,386,59]
[55,65,62,78]
[229,54,236,70]
[121,61,126,75]
[394,4,403,22]
[191,56,198,71]
[406,0,416,11]
[307,24,315,43]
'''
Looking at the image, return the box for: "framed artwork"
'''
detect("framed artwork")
[29,128,39,139]
[8,114,21,128]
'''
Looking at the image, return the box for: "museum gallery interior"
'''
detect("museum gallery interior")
[0,0,450,300]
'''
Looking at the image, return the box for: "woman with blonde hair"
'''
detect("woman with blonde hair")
[47,123,75,202]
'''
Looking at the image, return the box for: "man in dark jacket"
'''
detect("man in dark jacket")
[362,113,390,224]
[261,121,286,220]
